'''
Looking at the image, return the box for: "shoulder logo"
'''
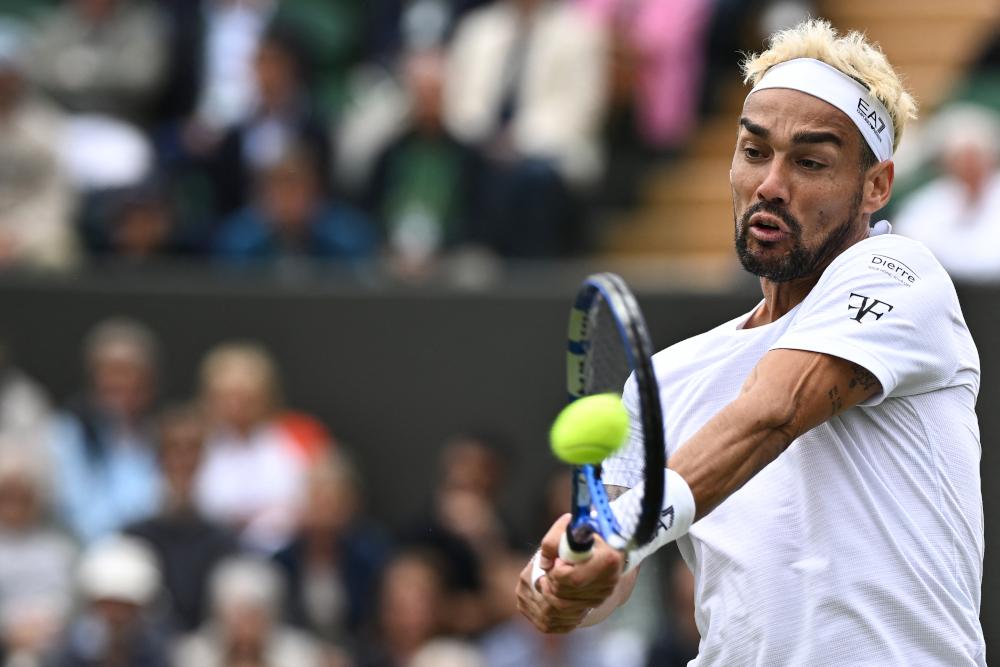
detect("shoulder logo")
[868,254,919,286]
[848,292,893,323]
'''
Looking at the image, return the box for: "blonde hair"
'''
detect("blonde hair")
[741,19,918,152]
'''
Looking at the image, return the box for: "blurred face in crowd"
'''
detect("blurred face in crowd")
[440,439,502,500]
[253,39,300,112]
[0,472,41,531]
[219,601,271,658]
[260,155,320,236]
[300,459,359,534]
[204,364,272,435]
[943,142,998,197]
[379,554,444,655]
[113,199,172,259]
[158,414,206,505]
[89,343,155,421]
[405,49,446,133]
[730,89,879,283]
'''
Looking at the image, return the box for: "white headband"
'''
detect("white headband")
[748,58,895,162]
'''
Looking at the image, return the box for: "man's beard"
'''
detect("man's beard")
[734,191,862,283]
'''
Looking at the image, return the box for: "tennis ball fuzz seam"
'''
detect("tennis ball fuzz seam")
[550,393,629,465]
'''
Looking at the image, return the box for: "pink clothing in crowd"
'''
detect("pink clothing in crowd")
[578,0,711,149]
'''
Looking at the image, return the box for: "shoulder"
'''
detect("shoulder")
[819,232,952,293]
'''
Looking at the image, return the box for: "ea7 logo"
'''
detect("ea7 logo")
[857,98,887,136]
[848,292,893,322]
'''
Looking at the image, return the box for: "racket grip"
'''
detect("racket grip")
[558,530,594,563]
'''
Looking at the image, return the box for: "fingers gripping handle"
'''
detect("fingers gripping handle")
[558,530,594,563]
[530,530,594,590]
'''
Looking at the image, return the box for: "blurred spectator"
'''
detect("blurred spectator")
[48,319,161,543]
[193,342,307,553]
[0,447,77,667]
[273,451,390,649]
[578,0,710,151]
[125,405,239,633]
[180,0,275,149]
[208,23,333,217]
[894,104,1000,282]
[366,48,482,277]
[79,181,201,262]
[271,0,368,118]
[213,145,376,265]
[576,0,710,207]
[444,0,608,256]
[432,434,512,555]
[25,0,168,125]
[172,556,325,667]
[0,23,79,270]
[644,553,698,667]
[47,535,169,667]
[360,549,450,667]
[0,342,51,447]
[367,0,491,64]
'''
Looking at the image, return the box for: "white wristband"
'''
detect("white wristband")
[612,468,696,573]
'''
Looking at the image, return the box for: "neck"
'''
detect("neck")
[746,222,869,327]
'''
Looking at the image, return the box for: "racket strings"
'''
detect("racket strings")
[585,294,645,540]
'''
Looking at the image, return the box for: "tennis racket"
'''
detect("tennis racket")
[559,272,665,562]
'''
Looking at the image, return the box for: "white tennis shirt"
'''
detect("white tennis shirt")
[606,227,985,665]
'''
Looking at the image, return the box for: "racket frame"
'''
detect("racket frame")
[564,273,666,555]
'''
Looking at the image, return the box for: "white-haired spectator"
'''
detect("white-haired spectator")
[0,21,79,270]
[894,104,1000,282]
[48,318,162,543]
[193,342,308,553]
[0,340,52,448]
[172,556,324,667]
[0,445,78,667]
[48,535,170,666]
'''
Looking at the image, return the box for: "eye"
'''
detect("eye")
[798,158,826,170]
[742,146,765,160]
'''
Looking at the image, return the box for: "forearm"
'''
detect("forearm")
[668,393,793,520]
[667,351,880,521]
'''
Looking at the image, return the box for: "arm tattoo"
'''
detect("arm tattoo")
[848,363,879,393]
[828,386,843,416]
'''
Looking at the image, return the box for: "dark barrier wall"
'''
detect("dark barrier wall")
[1,274,996,643]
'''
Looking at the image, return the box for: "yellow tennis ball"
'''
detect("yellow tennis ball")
[550,393,629,465]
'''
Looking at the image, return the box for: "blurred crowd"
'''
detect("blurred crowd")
[0,0,998,283]
[0,0,831,281]
[0,318,697,667]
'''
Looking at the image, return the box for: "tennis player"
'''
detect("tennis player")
[518,19,985,665]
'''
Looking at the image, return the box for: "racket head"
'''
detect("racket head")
[565,273,665,552]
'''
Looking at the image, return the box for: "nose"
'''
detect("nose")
[755,159,790,205]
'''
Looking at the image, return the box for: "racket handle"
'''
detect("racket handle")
[558,529,594,563]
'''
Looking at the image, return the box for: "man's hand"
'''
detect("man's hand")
[515,514,625,633]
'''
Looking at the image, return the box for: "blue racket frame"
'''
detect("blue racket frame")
[564,273,665,554]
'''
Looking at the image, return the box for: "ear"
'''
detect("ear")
[861,160,894,215]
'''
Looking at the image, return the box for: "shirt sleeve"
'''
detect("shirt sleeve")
[601,373,645,489]
[771,238,963,405]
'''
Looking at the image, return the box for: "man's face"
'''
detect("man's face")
[730,89,869,283]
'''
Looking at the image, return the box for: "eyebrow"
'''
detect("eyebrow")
[739,117,844,147]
